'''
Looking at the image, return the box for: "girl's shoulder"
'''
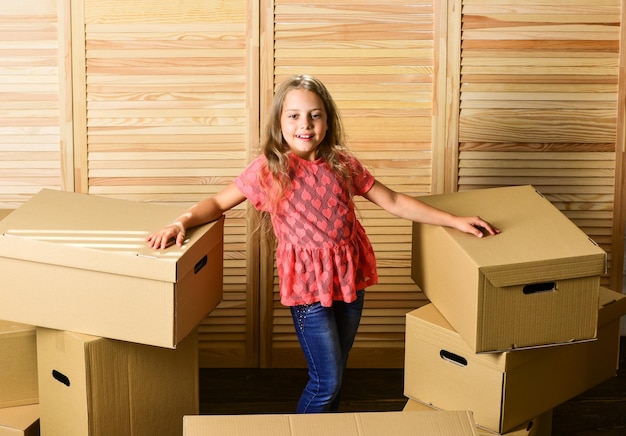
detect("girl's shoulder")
[337,150,368,172]
[244,154,269,172]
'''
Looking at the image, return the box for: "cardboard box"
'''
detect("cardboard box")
[0,322,38,408]
[403,399,552,436]
[404,287,626,433]
[36,327,199,436]
[411,185,605,352]
[0,404,39,436]
[0,189,223,348]
[183,411,479,436]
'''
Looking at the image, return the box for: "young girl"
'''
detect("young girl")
[146,74,499,413]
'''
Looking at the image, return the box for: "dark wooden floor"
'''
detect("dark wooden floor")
[199,337,626,435]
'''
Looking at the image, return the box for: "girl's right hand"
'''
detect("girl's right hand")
[146,221,185,249]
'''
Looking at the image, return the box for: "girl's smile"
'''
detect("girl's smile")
[281,89,328,161]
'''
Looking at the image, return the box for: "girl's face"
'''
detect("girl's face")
[280,88,328,161]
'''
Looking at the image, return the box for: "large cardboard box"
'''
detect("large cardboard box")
[404,287,626,433]
[0,189,223,348]
[0,404,39,436]
[411,185,605,352]
[0,322,38,408]
[36,327,199,436]
[183,411,479,436]
[403,399,552,436]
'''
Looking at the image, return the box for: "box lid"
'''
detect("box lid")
[0,189,222,283]
[418,185,606,286]
[183,411,478,436]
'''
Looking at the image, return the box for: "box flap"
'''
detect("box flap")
[183,411,478,436]
[0,404,39,433]
[418,186,606,287]
[0,189,220,282]
[407,305,511,372]
[598,287,626,326]
[0,209,13,221]
[0,321,35,337]
[353,411,478,436]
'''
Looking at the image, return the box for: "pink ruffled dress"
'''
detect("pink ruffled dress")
[234,153,378,307]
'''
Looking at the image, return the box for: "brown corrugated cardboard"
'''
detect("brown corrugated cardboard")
[0,189,223,348]
[183,411,479,436]
[0,322,38,408]
[411,185,605,352]
[36,327,199,436]
[404,287,626,433]
[403,399,552,436]
[0,404,39,436]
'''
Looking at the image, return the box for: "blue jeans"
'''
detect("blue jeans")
[290,290,365,413]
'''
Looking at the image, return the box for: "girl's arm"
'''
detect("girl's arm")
[146,182,246,249]
[362,180,499,238]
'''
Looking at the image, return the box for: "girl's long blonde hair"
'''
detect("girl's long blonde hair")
[259,74,356,209]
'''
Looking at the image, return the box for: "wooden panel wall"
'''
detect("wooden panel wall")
[0,0,71,207]
[74,0,259,367]
[451,0,621,286]
[1,0,624,369]
[266,0,435,368]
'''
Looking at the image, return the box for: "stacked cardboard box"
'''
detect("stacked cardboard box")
[0,321,37,409]
[0,190,225,436]
[0,321,39,436]
[0,210,39,436]
[407,185,625,434]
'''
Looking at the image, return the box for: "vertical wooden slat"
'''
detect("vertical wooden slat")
[57,0,73,191]
[435,0,462,194]
[70,0,86,192]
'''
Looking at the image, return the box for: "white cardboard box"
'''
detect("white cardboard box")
[403,399,552,436]
[0,322,37,408]
[0,189,223,348]
[411,185,605,352]
[183,411,479,436]
[37,327,199,436]
[0,404,39,436]
[404,287,626,434]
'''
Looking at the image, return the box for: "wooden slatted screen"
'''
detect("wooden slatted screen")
[76,0,258,367]
[455,0,620,285]
[0,0,70,207]
[3,0,624,370]
[267,0,435,368]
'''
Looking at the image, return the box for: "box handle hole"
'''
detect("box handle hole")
[439,350,467,367]
[52,369,71,387]
[194,255,208,274]
[523,282,556,295]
